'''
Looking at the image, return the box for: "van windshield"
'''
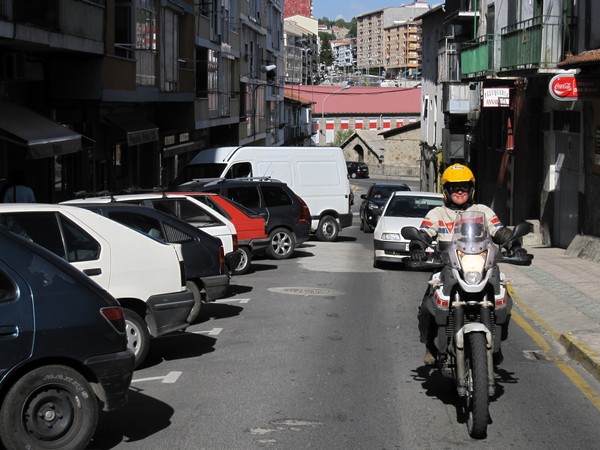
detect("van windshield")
[186,163,227,179]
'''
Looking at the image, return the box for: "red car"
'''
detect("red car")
[172,191,269,275]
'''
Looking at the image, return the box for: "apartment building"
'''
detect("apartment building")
[0,0,284,200]
[356,1,430,77]
[418,0,596,248]
[284,16,319,85]
[331,39,356,73]
[384,19,422,78]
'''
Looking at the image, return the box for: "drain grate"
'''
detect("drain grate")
[268,287,343,297]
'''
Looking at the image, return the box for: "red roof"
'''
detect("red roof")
[287,85,421,115]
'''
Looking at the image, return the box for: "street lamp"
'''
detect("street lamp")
[320,84,351,143]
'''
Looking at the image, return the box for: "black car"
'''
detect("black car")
[0,226,134,450]
[74,203,232,323]
[346,161,369,179]
[359,183,411,232]
[175,178,311,260]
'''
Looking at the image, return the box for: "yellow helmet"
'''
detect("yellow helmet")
[441,164,475,185]
[441,164,475,205]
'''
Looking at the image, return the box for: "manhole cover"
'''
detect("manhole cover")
[268,287,343,297]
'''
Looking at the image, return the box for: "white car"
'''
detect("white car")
[63,193,238,255]
[0,204,194,368]
[373,191,444,267]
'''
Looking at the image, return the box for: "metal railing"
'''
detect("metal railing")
[500,15,577,72]
[460,34,495,78]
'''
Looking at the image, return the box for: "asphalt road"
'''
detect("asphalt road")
[89,179,600,449]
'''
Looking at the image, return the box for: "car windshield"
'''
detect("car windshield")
[372,185,409,199]
[384,196,443,218]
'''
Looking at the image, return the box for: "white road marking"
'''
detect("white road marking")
[214,298,250,304]
[191,327,223,336]
[132,371,182,384]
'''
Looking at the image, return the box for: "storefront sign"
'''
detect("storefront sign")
[483,88,510,107]
[549,74,600,101]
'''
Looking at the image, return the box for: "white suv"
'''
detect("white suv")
[0,204,195,368]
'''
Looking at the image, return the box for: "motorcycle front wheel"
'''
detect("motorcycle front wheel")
[465,332,489,439]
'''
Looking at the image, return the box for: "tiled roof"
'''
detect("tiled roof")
[288,85,421,115]
[558,49,600,68]
[283,88,314,105]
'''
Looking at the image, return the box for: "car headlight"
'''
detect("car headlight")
[457,250,487,285]
[367,202,380,211]
[381,233,401,241]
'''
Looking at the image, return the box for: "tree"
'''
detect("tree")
[332,129,354,147]
[319,32,334,67]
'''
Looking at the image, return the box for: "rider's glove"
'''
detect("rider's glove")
[410,249,427,261]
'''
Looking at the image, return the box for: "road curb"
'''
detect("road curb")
[559,333,600,384]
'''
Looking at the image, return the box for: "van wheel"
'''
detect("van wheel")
[234,246,252,275]
[186,281,203,323]
[0,365,98,450]
[267,228,295,260]
[316,215,339,242]
[124,309,150,369]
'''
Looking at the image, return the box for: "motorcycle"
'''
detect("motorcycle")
[402,211,533,439]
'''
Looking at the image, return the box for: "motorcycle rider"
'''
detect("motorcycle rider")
[409,163,527,365]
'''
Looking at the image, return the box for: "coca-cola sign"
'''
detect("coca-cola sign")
[549,74,600,101]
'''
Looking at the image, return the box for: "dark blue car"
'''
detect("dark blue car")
[0,226,134,450]
[359,183,411,232]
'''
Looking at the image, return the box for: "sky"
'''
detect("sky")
[311,0,421,21]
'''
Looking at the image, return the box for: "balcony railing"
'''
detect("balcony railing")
[136,49,156,86]
[460,34,494,78]
[500,15,577,73]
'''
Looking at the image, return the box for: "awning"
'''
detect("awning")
[163,140,204,158]
[0,100,82,159]
[106,114,159,146]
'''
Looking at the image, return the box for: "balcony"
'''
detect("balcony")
[499,15,577,73]
[460,34,494,79]
[438,39,460,83]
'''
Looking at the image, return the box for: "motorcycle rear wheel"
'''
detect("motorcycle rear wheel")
[465,332,489,439]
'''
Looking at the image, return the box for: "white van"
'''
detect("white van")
[186,146,353,241]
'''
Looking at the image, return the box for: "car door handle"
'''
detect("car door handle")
[0,326,18,338]
[83,268,102,276]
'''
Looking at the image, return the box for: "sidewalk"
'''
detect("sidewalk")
[501,245,600,381]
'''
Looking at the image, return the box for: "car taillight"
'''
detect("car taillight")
[219,245,225,273]
[297,196,311,222]
[101,306,126,333]
[232,233,239,251]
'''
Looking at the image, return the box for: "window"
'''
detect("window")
[151,200,220,226]
[115,1,133,58]
[108,211,165,241]
[196,47,208,98]
[227,186,261,209]
[208,50,219,116]
[262,186,292,207]
[59,216,101,262]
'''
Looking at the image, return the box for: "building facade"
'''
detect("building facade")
[0,0,285,200]
[419,0,593,248]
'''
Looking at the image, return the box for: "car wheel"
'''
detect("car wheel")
[0,365,98,450]
[267,227,295,260]
[234,246,252,275]
[315,215,339,242]
[124,308,150,369]
[186,281,204,324]
[351,172,357,179]
[359,215,364,231]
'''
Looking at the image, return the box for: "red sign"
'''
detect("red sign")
[549,74,600,101]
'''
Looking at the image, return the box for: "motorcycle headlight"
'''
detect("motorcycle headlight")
[381,233,401,241]
[457,250,487,285]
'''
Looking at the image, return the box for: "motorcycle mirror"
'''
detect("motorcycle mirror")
[512,221,532,239]
[401,226,421,241]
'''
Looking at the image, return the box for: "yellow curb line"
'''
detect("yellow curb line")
[508,283,600,410]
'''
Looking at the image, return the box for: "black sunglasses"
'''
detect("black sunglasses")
[448,185,470,194]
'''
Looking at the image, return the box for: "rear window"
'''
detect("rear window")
[384,196,443,218]
[262,186,292,207]
[226,186,261,209]
[151,199,222,227]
